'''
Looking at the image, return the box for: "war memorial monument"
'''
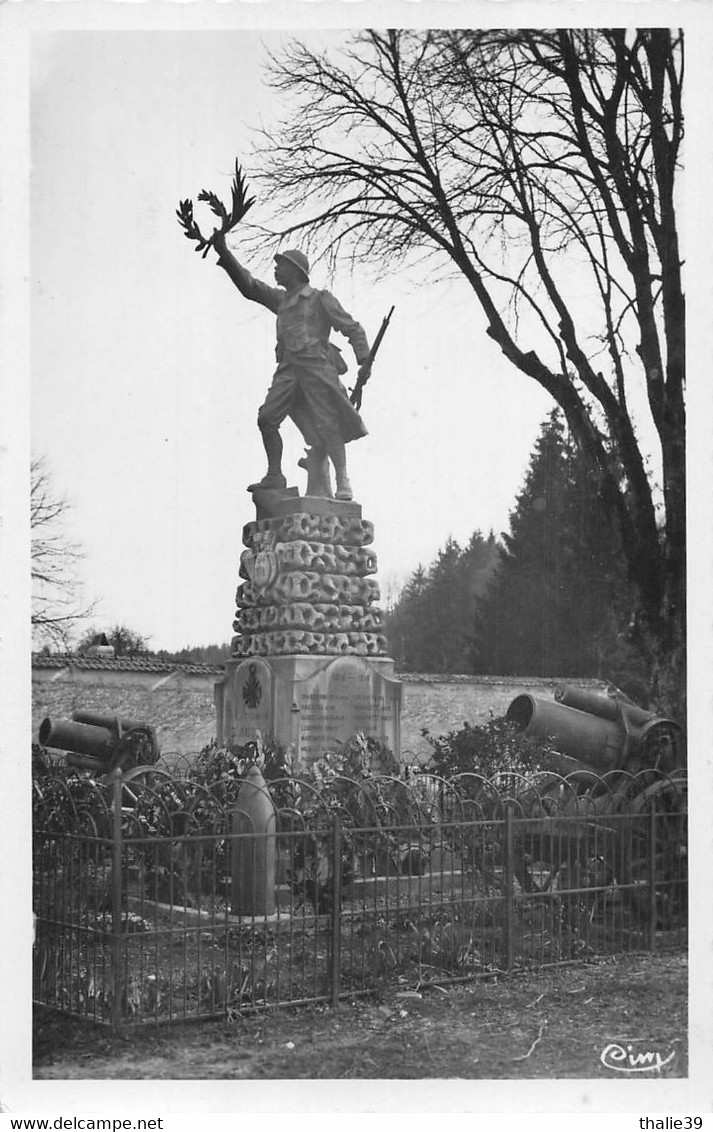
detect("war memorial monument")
[178,163,402,769]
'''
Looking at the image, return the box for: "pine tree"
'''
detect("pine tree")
[385,565,427,670]
[385,533,498,672]
[475,412,649,698]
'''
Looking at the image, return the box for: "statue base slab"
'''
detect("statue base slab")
[249,485,361,521]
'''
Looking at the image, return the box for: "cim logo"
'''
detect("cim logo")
[600,1042,676,1073]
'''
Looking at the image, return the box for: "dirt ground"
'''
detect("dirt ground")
[33,951,686,1080]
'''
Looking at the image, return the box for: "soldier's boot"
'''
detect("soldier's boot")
[327,438,353,501]
[298,447,333,498]
[249,424,287,491]
[335,477,353,502]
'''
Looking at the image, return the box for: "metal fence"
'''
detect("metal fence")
[33,766,687,1031]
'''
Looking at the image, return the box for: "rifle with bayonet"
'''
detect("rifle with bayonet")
[349,305,395,411]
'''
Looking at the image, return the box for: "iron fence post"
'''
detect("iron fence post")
[111,769,124,1033]
[648,799,657,952]
[504,803,515,972]
[331,814,342,1007]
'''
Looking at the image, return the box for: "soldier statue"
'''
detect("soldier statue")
[211,230,372,502]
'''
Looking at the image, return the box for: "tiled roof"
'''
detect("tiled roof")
[32,653,226,676]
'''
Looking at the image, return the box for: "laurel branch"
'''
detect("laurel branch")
[177,160,255,258]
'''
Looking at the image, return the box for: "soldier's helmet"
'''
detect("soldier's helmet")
[274,249,310,281]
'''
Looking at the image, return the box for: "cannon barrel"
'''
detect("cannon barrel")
[38,713,161,770]
[506,694,623,772]
[554,685,682,770]
[71,710,159,755]
[554,684,653,728]
[38,717,116,759]
[72,710,149,733]
[507,689,683,774]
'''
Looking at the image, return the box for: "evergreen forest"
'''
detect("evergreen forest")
[385,411,651,703]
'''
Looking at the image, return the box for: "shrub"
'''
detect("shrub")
[422,716,558,781]
[192,734,292,795]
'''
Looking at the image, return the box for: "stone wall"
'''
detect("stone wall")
[32,658,223,758]
[32,656,611,764]
[397,673,611,761]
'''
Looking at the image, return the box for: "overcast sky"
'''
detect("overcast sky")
[27,25,562,651]
[14,7,711,666]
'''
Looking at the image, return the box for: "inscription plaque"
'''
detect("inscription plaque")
[293,656,401,765]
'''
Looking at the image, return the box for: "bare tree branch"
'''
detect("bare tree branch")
[31,457,96,649]
[244,27,684,701]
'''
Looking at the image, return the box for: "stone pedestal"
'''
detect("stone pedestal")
[216,653,402,768]
[215,488,402,767]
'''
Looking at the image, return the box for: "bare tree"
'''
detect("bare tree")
[254,29,685,713]
[31,457,95,649]
[76,623,151,658]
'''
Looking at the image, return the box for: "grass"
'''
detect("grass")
[33,950,687,1080]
